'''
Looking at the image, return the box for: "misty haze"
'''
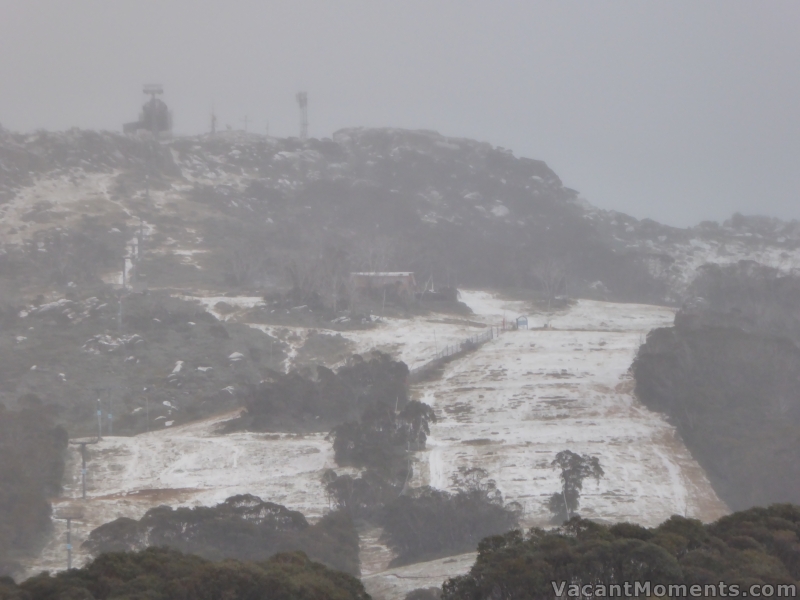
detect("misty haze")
[1,3,800,599]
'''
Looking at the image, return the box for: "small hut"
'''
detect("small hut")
[351,272,417,299]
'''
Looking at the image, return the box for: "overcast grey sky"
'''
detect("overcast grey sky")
[2,1,798,227]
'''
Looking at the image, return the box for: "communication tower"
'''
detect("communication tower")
[124,84,172,135]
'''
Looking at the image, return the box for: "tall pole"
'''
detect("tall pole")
[66,518,72,570]
[97,399,102,440]
[118,255,126,332]
[296,92,308,140]
[139,217,144,260]
[80,443,87,500]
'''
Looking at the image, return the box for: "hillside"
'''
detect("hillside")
[19,292,728,600]
[3,127,799,437]
[2,127,799,306]
[3,125,798,596]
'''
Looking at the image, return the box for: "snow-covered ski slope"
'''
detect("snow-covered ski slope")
[362,293,729,600]
[31,412,344,578]
[27,291,728,591]
[413,292,728,527]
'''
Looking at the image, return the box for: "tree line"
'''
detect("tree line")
[0,399,67,578]
[634,261,800,509]
[82,494,361,577]
[1,547,368,600]
[443,504,800,600]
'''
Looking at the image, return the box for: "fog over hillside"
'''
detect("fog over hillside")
[1,123,799,597]
[3,3,800,227]
[2,5,800,593]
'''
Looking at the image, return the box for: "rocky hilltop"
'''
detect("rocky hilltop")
[2,126,799,306]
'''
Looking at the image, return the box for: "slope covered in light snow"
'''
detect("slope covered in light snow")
[365,294,729,600]
[31,410,344,577]
[24,291,727,599]
[412,293,728,528]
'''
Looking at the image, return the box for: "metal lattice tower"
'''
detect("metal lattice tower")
[296,92,308,139]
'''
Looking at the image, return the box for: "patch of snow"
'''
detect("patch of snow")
[180,295,266,321]
[27,412,341,577]
[363,553,476,600]
[410,293,728,528]
[491,204,509,217]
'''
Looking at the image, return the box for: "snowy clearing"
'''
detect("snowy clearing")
[29,411,342,578]
[410,295,728,528]
[25,291,728,598]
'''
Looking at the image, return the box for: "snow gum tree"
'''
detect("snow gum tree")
[547,449,604,523]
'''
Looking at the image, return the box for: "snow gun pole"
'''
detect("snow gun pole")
[66,518,72,570]
[81,444,87,499]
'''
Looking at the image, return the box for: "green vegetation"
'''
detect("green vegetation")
[443,505,800,600]
[331,399,435,477]
[235,350,409,433]
[0,290,286,436]
[288,351,521,564]
[634,263,800,509]
[0,402,67,577]
[82,494,360,576]
[381,468,521,566]
[687,261,800,342]
[9,547,369,600]
[546,450,604,523]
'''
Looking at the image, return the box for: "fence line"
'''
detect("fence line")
[409,326,500,378]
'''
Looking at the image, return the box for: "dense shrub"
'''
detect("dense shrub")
[324,469,403,521]
[0,401,67,577]
[382,484,520,565]
[237,351,409,432]
[632,262,800,510]
[634,317,800,510]
[0,291,288,436]
[443,506,800,600]
[82,494,361,576]
[326,466,519,566]
[13,547,369,600]
[686,261,800,343]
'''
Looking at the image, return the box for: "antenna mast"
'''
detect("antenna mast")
[296,92,308,139]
